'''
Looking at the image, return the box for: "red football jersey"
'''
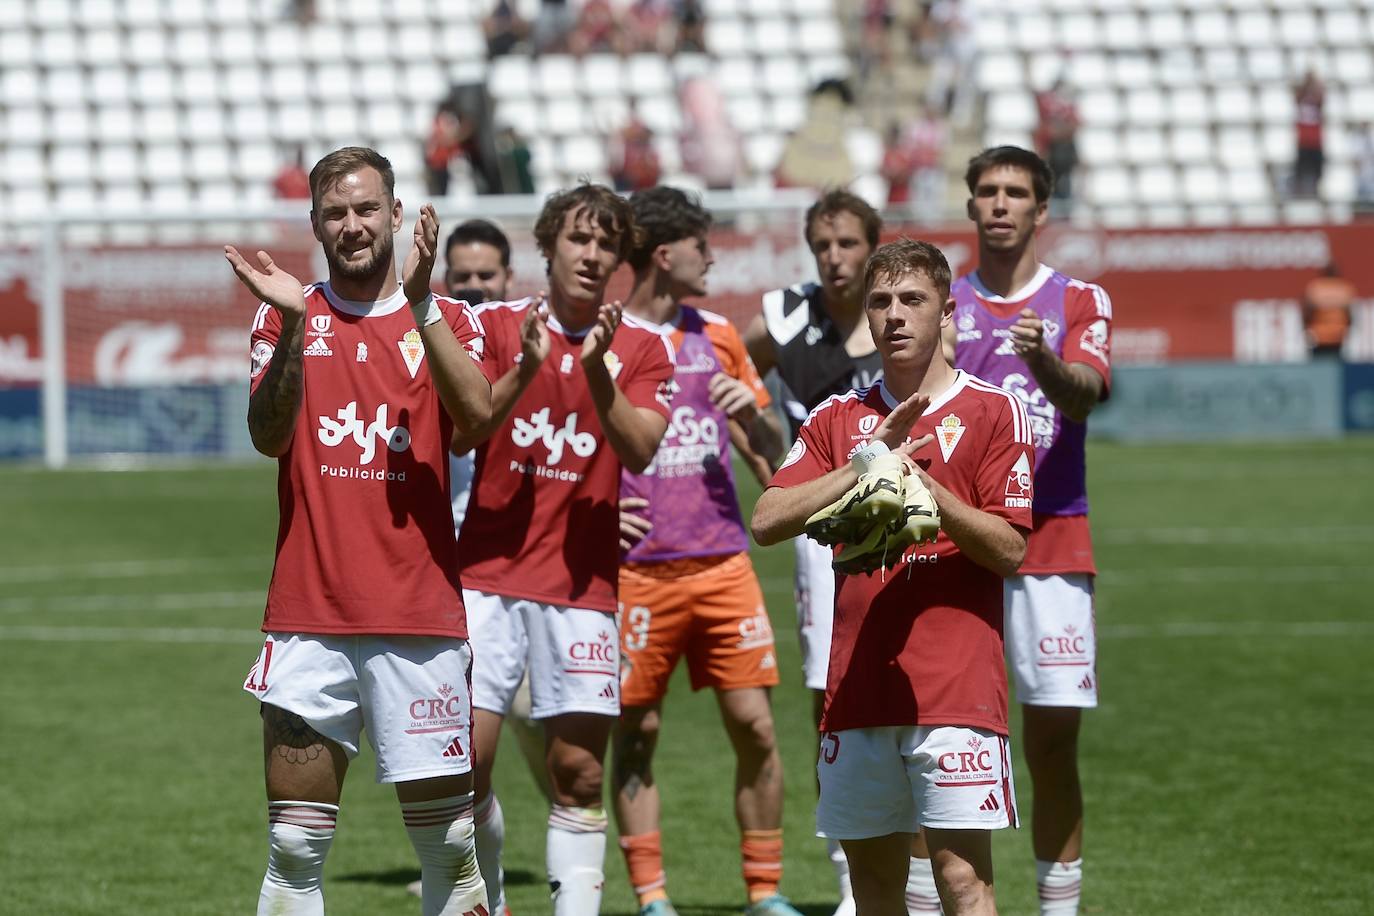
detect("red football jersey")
[249,282,490,637]
[458,299,675,612]
[770,371,1035,735]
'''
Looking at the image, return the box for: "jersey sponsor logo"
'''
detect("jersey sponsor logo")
[737,608,775,650]
[805,325,824,345]
[512,407,597,465]
[1005,452,1033,508]
[398,328,425,378]
[1042,317,1061,344]
[356,342,368,363]
[250,340,273,378]
[1038,624,1091,667]
[676,350,719,375]
[935,736,997,787]
[935,413,966,462]
[405,682,465,735]
[566,630,618,677]
[304,337,333,357]
[645,405,721,477]
[1079,318,1110,362]
[310,314,333,335]
[318,400,412,465]
[1001,373,1057,448]
[957,313,976,332]
[779,436,805,470]
[559,353,575,374]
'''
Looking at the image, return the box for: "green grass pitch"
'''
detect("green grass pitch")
[2,440,1372,914]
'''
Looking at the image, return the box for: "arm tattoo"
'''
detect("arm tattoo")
[248,320,305,455]
[263,705,328,766]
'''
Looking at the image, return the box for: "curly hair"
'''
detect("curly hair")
[533,183,641,268]
[626,186,712,271]
[965,146,1055,203]
[862,237,952,301]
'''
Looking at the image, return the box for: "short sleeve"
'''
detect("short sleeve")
[973,397,1036,532]
[248,302,282,396]
[709,320,773,410]
[1061,282,1112,397]
[622,331,676,420]
[768,400,838,489]
[440,296,497,384]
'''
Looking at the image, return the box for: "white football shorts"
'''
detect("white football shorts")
[450,451,476,535]
[816,725,1018,838]
[463,588,620,720]
[242,633,474,783]
[1005,573,1098,708]
[794,533,836,691]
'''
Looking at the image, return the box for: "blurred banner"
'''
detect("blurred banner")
[5,222,1374,389]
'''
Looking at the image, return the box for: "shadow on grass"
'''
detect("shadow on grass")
[337,867,540,887]
[604,902,834,916]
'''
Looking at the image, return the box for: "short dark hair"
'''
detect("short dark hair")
[862,237,952,301]
[804,188,881,250]
[965,146,1055,203]
[309,146,395,210]
[445,219,512,268]
[533,183,641,267]
[626,186,713,271]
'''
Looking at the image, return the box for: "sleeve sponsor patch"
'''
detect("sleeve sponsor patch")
[250,340,273,378]
[779,436,806,470]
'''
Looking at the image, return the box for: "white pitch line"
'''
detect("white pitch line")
[1098,565,1374,585]
[1101,621,1374,639]
[1095,525,1374,546]
[0,625,257,644]
[0,590,263,615]
[0,556,267,584]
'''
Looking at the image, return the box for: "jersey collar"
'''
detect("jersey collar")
[321,282,409,318]
[878,370,968,416]
[966,263,1053,304]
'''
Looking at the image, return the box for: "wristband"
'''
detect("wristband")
[850,439,890,473]
[409,292,444,328]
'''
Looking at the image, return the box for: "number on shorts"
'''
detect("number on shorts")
[245,638,273,692]
[624,605,651,652]
[820,731,840,765]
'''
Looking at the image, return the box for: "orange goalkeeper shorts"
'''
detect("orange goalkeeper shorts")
[618,552,779,707]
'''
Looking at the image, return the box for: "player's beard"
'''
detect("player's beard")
[326,232,395,282]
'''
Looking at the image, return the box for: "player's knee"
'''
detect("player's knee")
[1023,714,1080,769]
[266,811,335,887]
[728,709,778,759]
[550,753,604,807]
[932,850,993,913]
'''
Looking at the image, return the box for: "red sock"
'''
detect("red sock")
[741,828,783,903]
[619,831,668,905]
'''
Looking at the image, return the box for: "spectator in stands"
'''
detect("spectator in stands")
[679,77,742,190]
[1293,70,1326,199]
[271,146,311,201]
[905,100,947,222]
[286,0,316,25]
[1356,123,1374,213]
[775,79,855,190]
[674,0,707,54]
[424,102,465,196]
[880,123,915,213]
[609,103,663,192]
[1303,263,1355,360]
[626,0,672,54]
[532,0,576,55]
[496,126,536,195]
[924,0,976,126]
[857,0,894,82]
[483,0,529,58]
[1036,79,1080,216]
[570,0,624,56]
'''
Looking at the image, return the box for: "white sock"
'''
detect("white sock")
[257,801,337,916]
[401,794,487,916]
[906,855,942,914]
[1036,858,1083,915]
[474,793,506,913]
[547,804,608,915]
[827,837,853,901]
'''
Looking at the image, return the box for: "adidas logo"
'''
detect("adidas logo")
[598,681,616,700]
[462,905,489,916]
[441,737,466,759]
[1078,674,1094,690]
[979,792,1000,813]
[760,651,776,670]
[304,337,333,357]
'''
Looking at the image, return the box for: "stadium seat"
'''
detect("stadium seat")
[1137,162,1180,202]
[50,107,92,144]
[96,145,141,186]
[760,56,809,96]
[1324,11,1364,47]
[638,94,682,133]
[1168,126,1213,163]
[561,135,608,176]
[1102,11,1144,51]
[987,91,1038,132]
[797,19,843,55]
[1058,13,1101,49]
[1227,167,1272,204]
[235,143,279,183]
[1216,126,1262,168]
[1012,12,1055,51]
[846,128,884,174]
[273,102,316,144]
[770,95,807,133]
[1276,10,1320,49]
[170,27,214,67]
[1211,86,1256,124]
[138,106,181,145]
[751,18,797,58]
[44,68,87,108]
[717,57,760,97]
[1234,10,1276,47]
[5,108,46,146]
[50,145,94,184]
[1181,163,1223,204]
[215,27,259,66]
[1190,10,1232,47]
[1080,89,1123,126]
[537,56,581,100]
[977,56,1024,91]
[546,100,590,136]
[627,55,673,97]
[1126,88,1168,127]
[180,68,223,106]
[1145,10,1187,46]
[1122,127,1166,165]
[582,56,625,97]
[704,18,749,57]
[744,133,784,175]
[1087,165,1132,205]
